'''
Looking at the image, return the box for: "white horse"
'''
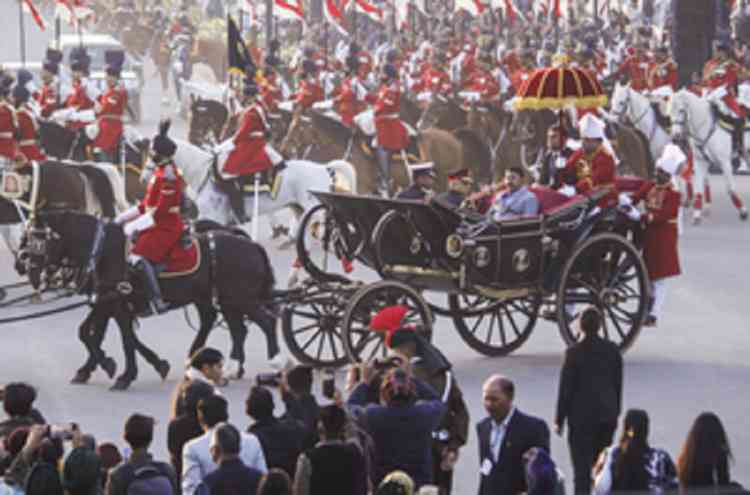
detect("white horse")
[670,89,749,223]
[140,138,358,238]
[609,83,708,209]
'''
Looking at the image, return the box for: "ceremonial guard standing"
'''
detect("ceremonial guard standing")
[562,114,618,207]
[115,120,184,316]
[370,305,470,495]
[0,74,19,166]
[35,49,63,118]
[373,64,409,194]
[13,70,46,164]
[219,76,285,223]
[397,163,436,202]
[91,51,128,162]
[64,48,97,131]
[630,144,684,327]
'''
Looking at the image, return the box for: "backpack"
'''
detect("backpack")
[123,462,175,495]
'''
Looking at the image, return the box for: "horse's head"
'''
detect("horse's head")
[610,83,631,124]
[670,90,688,142]
[188,95,227,146]
[280,112,317,157]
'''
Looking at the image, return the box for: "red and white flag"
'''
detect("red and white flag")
[351,0,384,23]
[323,0,349,35]
[55,0,95,26]
[276,0,305,20]
[22,0,46,31]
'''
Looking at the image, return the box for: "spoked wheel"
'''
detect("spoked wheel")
[450,293,540,357]
[342,281,433,363]
[296,203,362,283]
[557,232,649,352]
[282,292,351,368]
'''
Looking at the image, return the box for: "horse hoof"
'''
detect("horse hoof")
[70,370,91,385]
[156,360,170,381]
[741,210,749,221]
[110,377,134,391]
[101,357,117,379]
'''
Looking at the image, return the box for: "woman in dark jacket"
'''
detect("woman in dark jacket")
[677,412,733,489]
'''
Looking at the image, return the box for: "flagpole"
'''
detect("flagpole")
[19,0,27,67]
[265,0,273,51]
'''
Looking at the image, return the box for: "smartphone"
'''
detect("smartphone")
[48,422,78,441]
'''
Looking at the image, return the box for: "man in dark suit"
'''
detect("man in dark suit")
[555,307,623,494]
[397,163,436,202]
[536,125,574,188]
[198,422,264,495]
[476,375,550,495]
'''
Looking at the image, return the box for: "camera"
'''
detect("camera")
[46,423,78,441]
[256,372,282,387]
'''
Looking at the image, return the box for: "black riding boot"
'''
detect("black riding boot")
[135,258,169,316]
[228,179,248,224]
[376,147,391,197]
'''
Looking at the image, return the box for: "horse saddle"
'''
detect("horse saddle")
[711,103,750,154]
[239,167,283,199]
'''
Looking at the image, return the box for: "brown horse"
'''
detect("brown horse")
[416,96,468,131]
[280,111,489,194]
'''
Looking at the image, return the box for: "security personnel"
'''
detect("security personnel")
[374,63,409,194]
[630,144,683,327]
[397,163,436,202]
[0,74,19,165]
[64,48,96,131]
[91,50,128,162]
[370,305,470,495]
[562,114,618,207]
[219,75,286,223]
[115,119,183,316]
[13,70,46,164]
[35,49,63,118]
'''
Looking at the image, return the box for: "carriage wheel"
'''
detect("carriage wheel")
[450,293,540,357]
[281,294,350,368]
[296,203,360,284]
[341,281,433,363]
[556,232,649,352]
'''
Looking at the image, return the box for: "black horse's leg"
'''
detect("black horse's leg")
[188,303,218,358]
[72,306,116,383]
[248,306,281,362]
[110,305,139,391]
[222,310,249,380]
[130,325,171,381]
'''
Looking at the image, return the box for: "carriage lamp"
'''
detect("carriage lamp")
[445,234,464,259]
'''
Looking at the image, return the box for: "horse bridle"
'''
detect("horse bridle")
[612,88,656,141]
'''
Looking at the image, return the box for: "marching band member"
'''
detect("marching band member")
[0,74,20,166]
[561,114,618,207]
[630,144,684,327]
[90,51,128,162]
[35,49,63,118]
[115,120,184,316]
[13,70,46,164]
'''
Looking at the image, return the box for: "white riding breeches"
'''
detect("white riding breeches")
[651,279,668,318]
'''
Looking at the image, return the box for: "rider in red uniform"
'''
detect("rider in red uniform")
[64,48,96,131]
[220,75,286,223]
[12,70,46,164]
[374,63,409,194]
[34,49,63,119]
[293,59,324,114]
[115,120,183,316]
[0,74,19,165]
[334,54,370,128]
[465,55,501,106]
[91,50,128,162]
[612,41,651,91]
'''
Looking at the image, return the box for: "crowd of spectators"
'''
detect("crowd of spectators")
[0,309,747,495]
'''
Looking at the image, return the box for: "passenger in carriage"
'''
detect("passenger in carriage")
[488,167,540,222]
[433,168,473,209]
[115,120,184,316]
[536,125,575,189]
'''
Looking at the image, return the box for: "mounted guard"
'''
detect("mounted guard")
[34,49,63,119]
[115,120,185,316]
[63,47,97,132]
[12,70,46,165]
[88,50,128,162]
[0,74,20,168]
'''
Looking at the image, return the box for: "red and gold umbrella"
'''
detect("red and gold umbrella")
[513,65,608,111]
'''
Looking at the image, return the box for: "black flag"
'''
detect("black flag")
[228,15,252,75]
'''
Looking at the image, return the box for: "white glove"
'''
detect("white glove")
[215,139,236,154]
[123,212,154,237]
[115,205,140,225]
[312,99,334,111]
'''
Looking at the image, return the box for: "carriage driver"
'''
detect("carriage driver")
[217,74,286,224]
[88,50,128,162]
[115,120,184,316]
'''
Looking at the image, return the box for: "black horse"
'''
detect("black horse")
[38,120,149,165]
[19,211,280,390]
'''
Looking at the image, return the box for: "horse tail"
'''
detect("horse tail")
[325,159,358,194]
[454,127,493,183]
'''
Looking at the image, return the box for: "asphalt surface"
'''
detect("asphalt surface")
[3,5,750,491]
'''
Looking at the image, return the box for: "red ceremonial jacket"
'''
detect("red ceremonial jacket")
[94,87,127,154]
[64,80,96,130]
[222,100,272,176]
[413,68,452,95]
[703,58,740,90]
[335,75,368,127]
[648,60,678,91]
[614,55,651,91]
[0,101,19,160]
[261,73,283,114]
[294,79,324,111]
[374,81,409,151]
[563,145,618,207]
[632,181,681,280]
[16,105,46,162]
[466,68,501,103]
[34,83,58,118]
[132,161,185,263]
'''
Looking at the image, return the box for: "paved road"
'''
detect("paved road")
[3,5,750,491]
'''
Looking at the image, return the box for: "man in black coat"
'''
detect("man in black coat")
[476,375,550,495]
[397,163,436,202]
[198,423,263,495]
[555,307,623,494]
[536,125,575,188]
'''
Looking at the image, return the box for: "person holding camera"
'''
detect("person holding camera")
[370,305,470,495]
[347,362,445,489]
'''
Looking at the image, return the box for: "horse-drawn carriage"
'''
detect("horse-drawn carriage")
[280,187,650,367]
